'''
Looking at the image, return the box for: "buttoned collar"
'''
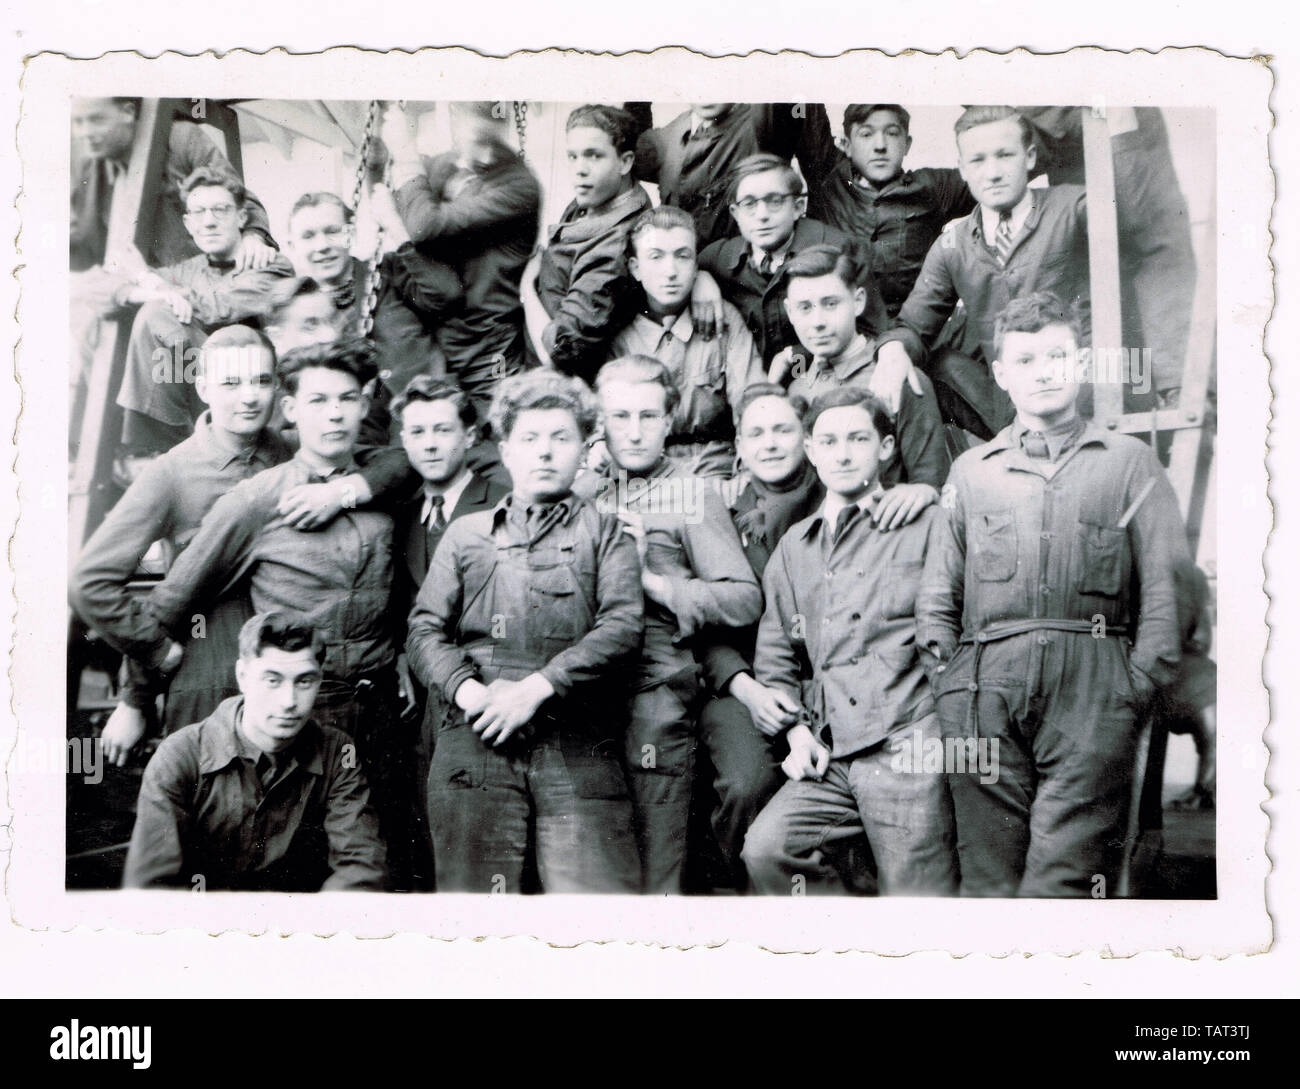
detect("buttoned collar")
[750,233,795,275]
[421,468,473,524]
[197,696,325,778]
[631,307,694,346]
[193,411,281,472]
[492,490,578,529]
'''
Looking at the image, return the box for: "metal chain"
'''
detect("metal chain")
[347,99,387,339]
[513,100,528,160]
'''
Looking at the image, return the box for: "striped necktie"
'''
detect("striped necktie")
[994,211,1014,265]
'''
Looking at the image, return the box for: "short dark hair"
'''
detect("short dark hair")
[954,106,1034,150]
[782,243,865,293]
[392,376,478,430]
[842,104,911,136]
[198,323,277,374]
[737,382,809,430]
[289,191,354,227]
[490,370,600,442]
[565,104,639,156]
[267,277,334,328]
[727,152,804,206]
[627,204,697,257]
[595,354,682,419]
[992,291,1083,360]
[180,166,246,208]
[803,386,896,444]
[238,612,326,666]
[277,337,375,396]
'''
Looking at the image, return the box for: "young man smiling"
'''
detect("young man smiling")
[917,292,1188,897]
[123,612,387,891]
[406,371,644,894]
[283,192,369,334]
[742,386,958,896]
[113,168,295,460]
[610,205,765,478]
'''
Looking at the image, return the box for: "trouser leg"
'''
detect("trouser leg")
[740,762,865,895]
[1018,635,1140,897]
[116,300,206,451]
[426,717,530,894]
[934,640,1036,896]
[697,695,784,888]
[531,731,641,894]
[926,348,1014,440]
[846,714,959,895]
[625,677,698,894]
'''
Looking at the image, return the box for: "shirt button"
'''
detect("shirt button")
[851,612,861,620]
[1038,636,1048,645]
[967,682,979,692]
[849,697,857,706]
[1040,532,1051,540]
[379,368,392,381]
[849,656,858,665]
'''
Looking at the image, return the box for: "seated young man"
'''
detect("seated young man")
[695,383,823,890]
[123,612,387,891]
[871,106,1091,437]
[406,371,644,894]
[808,104,976,321]
[698,153,888,367]
[779,244,950,529]
[521,105,654,382]
[741,387,958,896]
[581,355,762,894]
[628,102,838,248]
[610,205,765,478]
[113,167,295,462]
[380,100,541,421]
[283,192,370,334]
[70,325,401,765]
[916,292,1188,897]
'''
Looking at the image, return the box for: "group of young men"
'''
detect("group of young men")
[69,95,1209,897]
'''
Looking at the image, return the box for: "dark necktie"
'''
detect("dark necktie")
[994,211,1014,265]
[758,252,774,277]
[424,493,446,534]
[832,504,860,546]
[1022,431,1051,460]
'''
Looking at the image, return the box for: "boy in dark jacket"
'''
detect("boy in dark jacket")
[808,104,975,321]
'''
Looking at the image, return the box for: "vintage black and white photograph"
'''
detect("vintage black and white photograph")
[7,47,1272,954]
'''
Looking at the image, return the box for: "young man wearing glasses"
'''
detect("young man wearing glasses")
[698,153,888,367]
[113,167,295,464]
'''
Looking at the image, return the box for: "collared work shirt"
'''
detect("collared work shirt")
[784,334,951,490]
[70,413,292,655]
[880,185,1090,368]
[754,502,939,758]
[609,302,764,450]
[580,458,762,690]
[138,455,397,680]
[406,493,645,711]
[808,159,976,318]
[536,184,654,381]
[915,422,1186,688]
[123,696,387,891]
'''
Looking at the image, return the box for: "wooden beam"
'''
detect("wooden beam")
[68,99,175,563]
[1081,109,1125,430]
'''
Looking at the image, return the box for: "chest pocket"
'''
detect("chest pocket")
[972,510,1018,582]
[526,541,595,643]
[686,343,726,391]
[882,531,929,619]
[1078,520,1125,597]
